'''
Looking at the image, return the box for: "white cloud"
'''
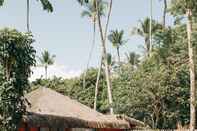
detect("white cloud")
[30,64,82,81]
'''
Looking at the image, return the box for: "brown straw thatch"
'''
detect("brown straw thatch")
[22,87,145,129]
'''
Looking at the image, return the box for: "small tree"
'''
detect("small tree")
[108,29,127,64]
[0,28,36,131]
[39,50,55,79]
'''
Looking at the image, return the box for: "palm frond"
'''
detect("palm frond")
[77,0,89,5]
[0,0,4,6]
[81,10,92,18]
[39,0,53,12]
[39,50,55,66]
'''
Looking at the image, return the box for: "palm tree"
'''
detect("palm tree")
[39,50,55,79]
[95,0,114,114]
[26,0,53,32]
[125,52,140,66]
[79,0,106,89]
[131,18,161,57]
[108,29,126,64]
[186,8,196,131]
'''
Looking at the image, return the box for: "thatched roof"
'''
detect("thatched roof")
[22,87,146,129]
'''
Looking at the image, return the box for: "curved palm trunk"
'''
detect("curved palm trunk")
[95,0,114,114]
[83,21,96,88]
[27,0,30,32]
[94,56,102,110]
[162,0,167,27]
[187,9,196,131]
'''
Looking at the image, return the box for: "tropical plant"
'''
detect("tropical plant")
[95,0,114,114]
[0,28,36,131]
[108,29,127,64]
[77,0,89,5]
[79,0,106,88]
[0,0,4,6]
[26,0,53,32]
[38,50,55,79]
[169,0,197,130]
[125,52,140,66]
[131,18,162,57]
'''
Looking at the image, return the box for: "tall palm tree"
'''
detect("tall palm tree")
[131,18,161,57]
[26,0,53,32]
[80,0,106,89]
[39,50,55,79]
[186,8,196,131]
[95,0,114,114]
[170,1,197,129]
[108,29,126,64]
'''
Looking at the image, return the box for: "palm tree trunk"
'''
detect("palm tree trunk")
[83,21,96,88]
[94,56,102,110]
[162,0,167,27]
[145,37,150,57]
[104,0,113,39]
[149,0,153,55]
[186,9,196,131]
[27,0,30,32]
[45,66,48,79]
[95,0,113,114]
[117,47,120,64]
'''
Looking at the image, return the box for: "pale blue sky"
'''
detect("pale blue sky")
[0,0,173,75]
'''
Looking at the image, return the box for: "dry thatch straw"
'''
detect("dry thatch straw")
[21,87,146,129]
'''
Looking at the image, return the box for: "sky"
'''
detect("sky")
[0,0,173,80]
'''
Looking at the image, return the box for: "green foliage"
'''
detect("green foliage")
[131,18,162,55]
[39,50,55,66]
[31,22,197,129]
[169,0,197,16]
[0,0,4,6]
[39,0,53,12]
[0,28,36,131]
[125,52,140,66]
[108,29,127,48]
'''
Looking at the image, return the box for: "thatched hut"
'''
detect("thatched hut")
[18,88,145,131]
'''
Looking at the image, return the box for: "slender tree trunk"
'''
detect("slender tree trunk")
[45,66,48,79]
[145,37,150,57]
[117,47,120,64]
[95,0,114,114]
[186,9,196,131]
[162,0,167,27]
[149,0,153,55]
[27,0,30,32]
[83,21,96,88]
[94,56,102,110]
[104,0,113,39]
